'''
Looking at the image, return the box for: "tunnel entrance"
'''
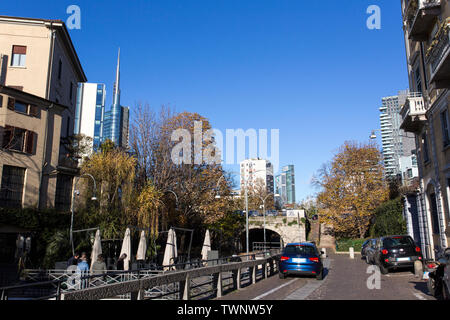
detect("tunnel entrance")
[243,228,282,252]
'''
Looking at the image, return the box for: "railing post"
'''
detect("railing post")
[252,265,256,284]
[264,261,268,279]
[237,268,242,290]
[56,281,62,300]
[182,273,191,300]
[1,289,6,301]
[216,272,223,298]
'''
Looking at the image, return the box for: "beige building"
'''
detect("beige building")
[400,0,450,258]
[0,16,87,210]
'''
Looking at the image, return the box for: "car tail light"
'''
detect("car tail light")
[428,263,437,269]
[309,257,319,263]
[381,249,388,255]
[415,247,421,253]
[385,259,389,263]
[280,256,289,262]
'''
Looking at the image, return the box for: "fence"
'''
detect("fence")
[0,250,281,300]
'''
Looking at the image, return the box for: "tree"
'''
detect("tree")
[313,141,389,239]
[369,197,406,237]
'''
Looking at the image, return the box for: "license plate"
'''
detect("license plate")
[423,272,429,280]
[397,257,411,262]
[292,258,307,263]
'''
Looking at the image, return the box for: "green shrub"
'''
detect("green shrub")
[336,238,368,252]
[369,197,406,238]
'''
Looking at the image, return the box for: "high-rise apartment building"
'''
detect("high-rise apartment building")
[400,0,450,258]
[74,83,106,152]
[275,165,296,206]
[103,49,129,149]
[0,16,87,211]
[240,159,274,195]
[379,91,418,180]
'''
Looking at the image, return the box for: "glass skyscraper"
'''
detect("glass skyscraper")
[275,165,296,206]
[103,48,129,149]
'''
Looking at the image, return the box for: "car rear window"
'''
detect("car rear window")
[284,245,317,255]
[383,237,414,248]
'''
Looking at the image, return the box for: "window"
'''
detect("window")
[58,59,62,80]
[6,97,39,117]
[429,193,440,235]
[55,174,73,212]
[415,67,422,93]
[2,126,37,154]
[11,46,26,67]
[0,165,26,208]
[422,133,430,163]
[441,109,450,147]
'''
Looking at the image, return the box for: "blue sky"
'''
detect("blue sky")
[1,0,409,202]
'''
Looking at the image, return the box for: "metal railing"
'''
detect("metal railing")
[0,250,281,301]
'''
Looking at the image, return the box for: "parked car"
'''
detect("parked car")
[373,235,423,275]
[278,242,324,280]
[426,248,450,299]
[362,238,378,264]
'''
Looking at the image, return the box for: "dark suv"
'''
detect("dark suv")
[374,235,423,274]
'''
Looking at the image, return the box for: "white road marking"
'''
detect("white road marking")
[413,292,427,300]
[252,279,298,300]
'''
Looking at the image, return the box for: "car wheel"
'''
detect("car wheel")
[279,272,286,279]
[316,269,324,281]
[427,277,436,297]
[379,263,389,275]
[442,282,450,301]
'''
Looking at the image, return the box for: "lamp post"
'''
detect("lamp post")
[215,169,268,255]
[258,193,279,249]
[70,174,97,256]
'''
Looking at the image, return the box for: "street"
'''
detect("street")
[217,253,435,300]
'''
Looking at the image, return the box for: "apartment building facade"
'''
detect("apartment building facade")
[0,16,87,211]
[240,158,274,195]
[400,0,450,258]
[379,92,418,180]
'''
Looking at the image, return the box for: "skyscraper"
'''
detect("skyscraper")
[275,165,296,206]
[103,48,130,149]
[379,91,417,179]
[74,83,106,152]
[240,158,274,195]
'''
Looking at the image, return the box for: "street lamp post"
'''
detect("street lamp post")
[215,169,268,255]
[70,174,97,256]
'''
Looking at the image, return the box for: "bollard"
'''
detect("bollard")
[216,272,223,298]
[349,247,354,259]
[321,248,327,259]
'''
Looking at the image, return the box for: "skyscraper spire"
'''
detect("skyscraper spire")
[113,47,120,106]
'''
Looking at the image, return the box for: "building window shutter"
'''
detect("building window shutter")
[29,105,39,117]
[25,131,36,154]
[7,97,15,110]
[12,46,27,55]
[2,126,13,149]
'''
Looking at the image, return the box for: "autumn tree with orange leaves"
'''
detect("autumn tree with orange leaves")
[313,141,389,239]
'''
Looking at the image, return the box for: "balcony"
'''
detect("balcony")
[400,94,427,133]
[406,0,442,41]
[426,18,450,89]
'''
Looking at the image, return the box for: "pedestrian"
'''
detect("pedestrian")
[116,253,127,271]
[77,252,90,289]
[67,252,80,268]
[91,254,107,275]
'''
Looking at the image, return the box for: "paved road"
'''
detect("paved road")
[216,254,435,300]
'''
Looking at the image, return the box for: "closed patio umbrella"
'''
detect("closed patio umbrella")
[162,228,177,271]
[119,228,131,271]
[136,231,147,261]
[90,229,102,269]
[201,230,211,262]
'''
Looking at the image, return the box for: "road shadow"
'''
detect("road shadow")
[410,281,434,298]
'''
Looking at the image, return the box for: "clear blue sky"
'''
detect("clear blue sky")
[1,0,409,202]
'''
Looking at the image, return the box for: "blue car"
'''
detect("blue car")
[278,242,324,280]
